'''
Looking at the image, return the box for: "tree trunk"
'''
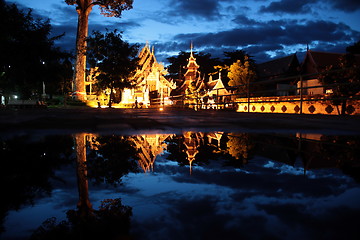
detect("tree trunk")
[108,86,113,108]
[341,99,347,115]
[74,133,93,217]
[73,4,92,101]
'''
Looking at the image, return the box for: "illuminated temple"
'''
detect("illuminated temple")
[121,43,176,107]
[86,42,232,108]
[86,43,176,107]
[172,44,231,109]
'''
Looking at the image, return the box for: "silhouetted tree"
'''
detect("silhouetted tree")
[346,40,360,54]
[86,135,139,184]
[87,30,139,107]
[0,0,72,100]
[318,54,360,115]
[65,0,133,100]
[223,50,255,66]
[0,135,74,234]
[167,51,221,82]
[30,198,132,240]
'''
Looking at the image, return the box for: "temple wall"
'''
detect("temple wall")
[235,96,360,115]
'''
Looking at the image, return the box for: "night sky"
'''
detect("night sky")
[7,0,360,64]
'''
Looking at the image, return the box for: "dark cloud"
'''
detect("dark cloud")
[328,0,360,12]
[257,203,360,239]
[259,0,360,14]
[259,0,317,14]
[168,0,222,20]
[168,19,360,63]
[232,15,262,26]
[131,195,272,240]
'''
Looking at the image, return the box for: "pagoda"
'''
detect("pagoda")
[174,43,205,96]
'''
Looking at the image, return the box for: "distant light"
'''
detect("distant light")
[42,61,45,65]
[14,95,18,99]
[159,107,164,111]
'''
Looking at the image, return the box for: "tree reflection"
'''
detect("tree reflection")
[31,198,132,240]
[86,135,139,185]
[226,133,254,166]
[0,135,73,235]
[30,133,133,239]
[304,135,360,182]
[165,131,360,181]
[3,131,360,239]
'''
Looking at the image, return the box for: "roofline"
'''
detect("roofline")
[257,53,298,65]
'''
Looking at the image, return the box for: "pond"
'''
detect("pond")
[1,131,359,240]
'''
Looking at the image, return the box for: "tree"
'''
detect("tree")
[227,56,256,96]
[167,51,221,81]
[346,40,360,54]
[223,50,255,67]
[87,30,139,107]
[318,54,360,115]
[65,0,133,101]
[0,0,71,100]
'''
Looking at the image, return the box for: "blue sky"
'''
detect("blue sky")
[7,0,360,64]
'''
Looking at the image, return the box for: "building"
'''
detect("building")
[121,43,176,107]
[85,43,176,108]
[255,53,300,96]
[172,44,231,109]
[299,50,347,95]
[172,44,205,99]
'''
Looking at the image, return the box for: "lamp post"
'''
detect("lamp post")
[41,60,47,101]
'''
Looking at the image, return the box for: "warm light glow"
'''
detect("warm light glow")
[159,107,164,111]
[86,44,176,108]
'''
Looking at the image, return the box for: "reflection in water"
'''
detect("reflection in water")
[30,133,133,239]
[74,133,92,216]
[131,134,173,173]
[0,132,360,239]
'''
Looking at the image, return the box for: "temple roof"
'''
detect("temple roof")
[256,53,300,80]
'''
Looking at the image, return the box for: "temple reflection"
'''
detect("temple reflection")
[74,132,360,178]
[131,134,173,172]
[1,131,359,239]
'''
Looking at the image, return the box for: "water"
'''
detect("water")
[1,132,359,239]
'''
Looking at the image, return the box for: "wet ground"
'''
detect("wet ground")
[1,108,360,239]
[1,107,360,134]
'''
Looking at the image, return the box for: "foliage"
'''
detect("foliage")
[87,30,139,107]
[227,56,256,94]
[0,1,72,99]
[167,51,221,81]
[318,54,360,115]
[227,133,252,161]
[166,49,255,89]
[30,198,132,240]
[223,50,255,67]
[0,135,74,234]
[86,135,139,185]
[65,0,134,100]
[346,40,360,54]
[65,0,133,17]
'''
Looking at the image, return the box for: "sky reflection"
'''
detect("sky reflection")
[1,132,359,239]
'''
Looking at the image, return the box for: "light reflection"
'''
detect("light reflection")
[2,132,360,239]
